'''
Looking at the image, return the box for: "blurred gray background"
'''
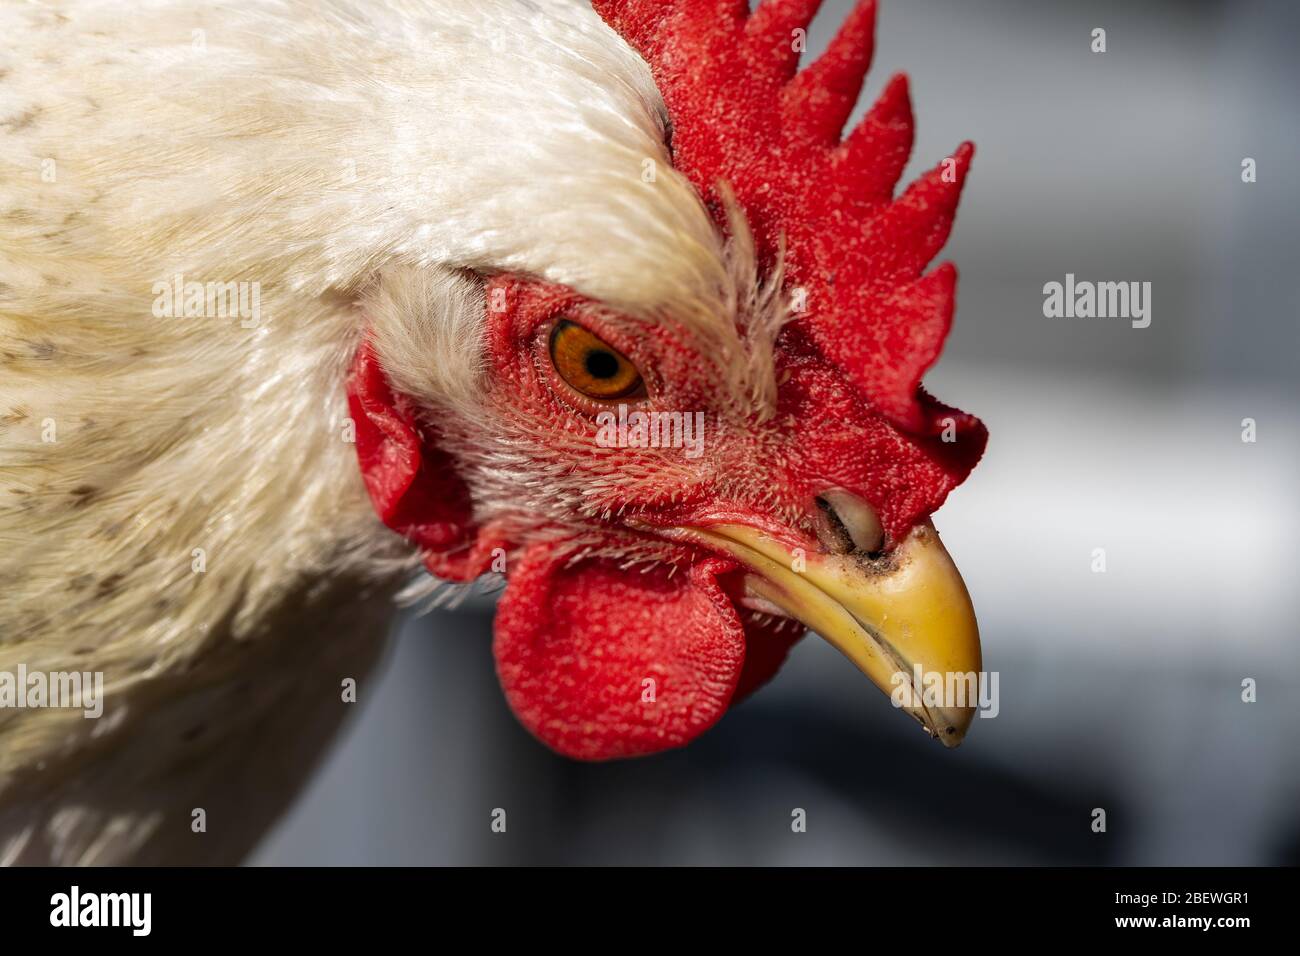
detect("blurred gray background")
[254,0,1300,865]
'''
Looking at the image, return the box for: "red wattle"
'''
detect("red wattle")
[493,546,753,760]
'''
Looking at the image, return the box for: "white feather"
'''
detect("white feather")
[0,0,745,864]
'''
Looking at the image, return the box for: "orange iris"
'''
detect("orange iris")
[548,319,644,401]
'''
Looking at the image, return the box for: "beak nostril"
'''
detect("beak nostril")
[814,496,854,555]
[814,490,885,557]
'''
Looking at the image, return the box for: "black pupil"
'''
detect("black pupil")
[584,349,619,380]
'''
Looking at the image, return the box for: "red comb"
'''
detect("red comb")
[594,0,976,435]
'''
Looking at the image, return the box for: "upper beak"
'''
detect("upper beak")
[683,518,983,747]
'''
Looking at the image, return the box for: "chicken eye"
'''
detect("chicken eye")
[548,319,644,400]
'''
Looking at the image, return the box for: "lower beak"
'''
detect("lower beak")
[685,521,983,747]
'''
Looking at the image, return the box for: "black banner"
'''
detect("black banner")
[0,866,1289,941]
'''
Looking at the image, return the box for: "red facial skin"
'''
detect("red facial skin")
[347,275,983,760]
[347,0,987,759]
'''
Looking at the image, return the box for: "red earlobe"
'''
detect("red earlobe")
[346,340,485,581]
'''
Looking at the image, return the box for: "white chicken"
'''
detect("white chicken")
[0,0,986,863]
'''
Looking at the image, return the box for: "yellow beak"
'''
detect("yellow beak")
[685,521,983,747]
